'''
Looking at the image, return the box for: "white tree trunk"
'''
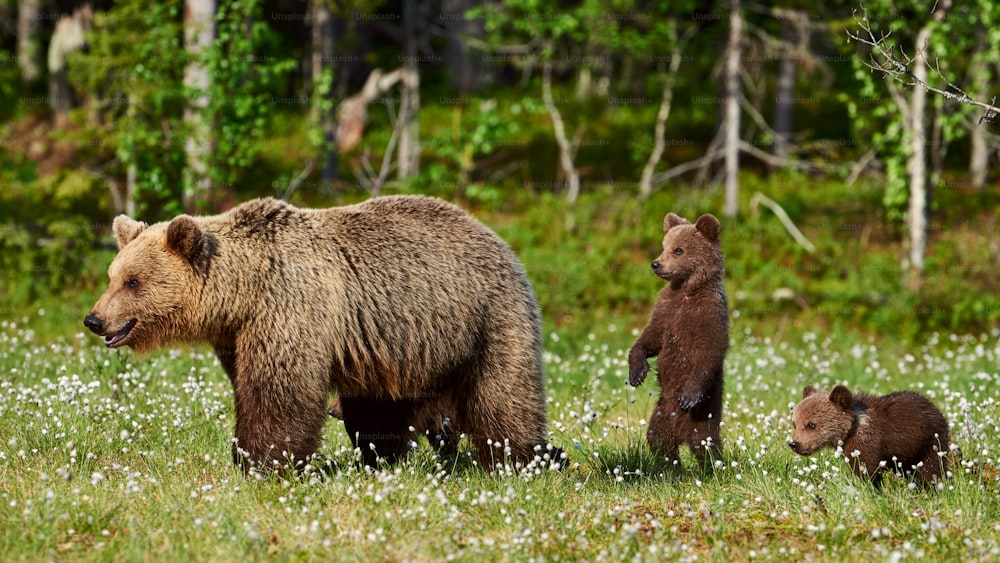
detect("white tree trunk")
[16,0,42,82]
[723,0,743,217]
[970,122,989,188]
[906,2,951,280]
[542,61,580,204]
[183,0,217,211]
[638,24,681,199]
[126,164,137,217]
[311,0,338,188]
[969,46,990,188]
[905,25,931,281]
[772,15,798,165]
[397,0,420,179]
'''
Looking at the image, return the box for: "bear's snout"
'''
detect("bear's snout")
[651,260,661,272]
[788,440,801,453]
[84,313,105,335]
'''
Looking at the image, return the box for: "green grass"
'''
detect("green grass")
[1,311,998,561]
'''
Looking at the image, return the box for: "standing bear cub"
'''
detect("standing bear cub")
[790,385,950,488]
[84,196,558,472]
[628,212,728,464]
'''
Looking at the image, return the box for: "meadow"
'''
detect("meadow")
[1,307,998,561]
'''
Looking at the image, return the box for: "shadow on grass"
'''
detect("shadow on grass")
[584,444,727,484]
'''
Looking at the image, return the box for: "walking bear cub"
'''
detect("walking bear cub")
[84,196,558,472]
[790,385,950,487]
[628,212,728,464]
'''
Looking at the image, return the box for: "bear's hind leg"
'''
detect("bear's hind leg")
[340,396,417,467]
[463,349,549,469]
[646,395,682,463]
[915,447,946,487]
[687,392,723,468]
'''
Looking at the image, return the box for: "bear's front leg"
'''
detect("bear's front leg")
[628,312,665,388]
[627,345,651,387]
[230,352,330,473]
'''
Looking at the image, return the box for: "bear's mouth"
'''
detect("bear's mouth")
[105,319,137,347]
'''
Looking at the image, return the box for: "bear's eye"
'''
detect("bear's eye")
[806,422,815,430]
[125,278,141,289]
[673,247,683,256]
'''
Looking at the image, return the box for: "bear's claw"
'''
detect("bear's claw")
[677,392,703,411]
[628,363,649,387]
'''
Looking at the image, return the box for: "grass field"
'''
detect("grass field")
[1,308,999,561]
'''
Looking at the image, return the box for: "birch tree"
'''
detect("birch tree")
[397,0,421,179]
[723,0,743,218]
[182,0,216,211]
[848,0,1000,284]
[16,0,42,82]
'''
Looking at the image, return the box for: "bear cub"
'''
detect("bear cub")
[790,385,950,488]
[628,212,728,465]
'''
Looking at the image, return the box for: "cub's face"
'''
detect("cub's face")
[84,215,208,353]
[651,212,722,285]
[789,385,855,456]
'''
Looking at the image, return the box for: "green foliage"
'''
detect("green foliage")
[68,0,188,217]
[844,0,1000,222]
[68,0,294,217]
[0,49,19,121]
[414,98,520,206]
[200,0,296,192]
[0,148,111,303]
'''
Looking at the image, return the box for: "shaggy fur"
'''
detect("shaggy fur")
[627,212,728,463]
[85,196,554,471]
[790,385,950,487]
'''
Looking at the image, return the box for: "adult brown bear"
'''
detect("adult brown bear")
[85,196,558,472]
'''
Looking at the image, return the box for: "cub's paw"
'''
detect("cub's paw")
[628,362,650,387]
[677,391,704,411]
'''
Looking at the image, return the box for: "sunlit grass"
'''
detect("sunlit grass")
[1,312,999,560]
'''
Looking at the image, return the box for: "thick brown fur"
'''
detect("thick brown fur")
[85,196,554,472]
[790,385,950,488]
[627,212,728,464]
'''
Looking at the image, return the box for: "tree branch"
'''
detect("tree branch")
[750,192,816,253]
[847,3,999,123]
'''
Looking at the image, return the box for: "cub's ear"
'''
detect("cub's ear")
[829,385,853,410]
[663,212,687,232]
[166,216,207,270]
[112,215,148,249]
[695,214,721,243]
[802,385,818,399]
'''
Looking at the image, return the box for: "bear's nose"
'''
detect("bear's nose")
[788,440,799,452]
[651,261,661,271]
[84,313,105,335]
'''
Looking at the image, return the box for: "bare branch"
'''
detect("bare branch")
[847,3,1000,120]
[750,192,816,253]
[279,159,317,201]
[542,60,581,204]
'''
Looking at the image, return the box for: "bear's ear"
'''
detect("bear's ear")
[695,214,721,243]
[802,385,818,399]
[663,212,687,232]
[829,385,853,410]
[112,215,148,249]
[166,216,207,269]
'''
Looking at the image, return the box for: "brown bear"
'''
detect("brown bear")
[84,196,558,472]
[627,212,728,465]
[789,385,950,488]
